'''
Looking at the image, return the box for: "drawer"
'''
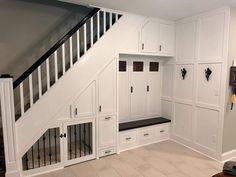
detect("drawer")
[155,123,170,138]
[119,130,137,150]
[99,147,116,157]
[138,127,155,144]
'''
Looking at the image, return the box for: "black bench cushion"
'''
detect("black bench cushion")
[119,117,171,131]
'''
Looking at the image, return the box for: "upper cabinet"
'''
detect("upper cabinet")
[140,20,175,56]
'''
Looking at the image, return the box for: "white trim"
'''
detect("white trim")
[221,149,236,162]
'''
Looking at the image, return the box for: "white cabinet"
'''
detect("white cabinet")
[159,23,175,55]
[98,115,117,148]
[98,59,117,115]
[119,58,162,123]
[73,82,96,118]
[141,21,159,53]
[130,59,147,119]
[119,123,170,152]
[140,21,175,56]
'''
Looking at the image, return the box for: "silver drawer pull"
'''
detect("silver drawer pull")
[105,116,111,120]
[126,137,132,141]
[160,130,165,133]
[144,133,149,136]
[105,150,111,154]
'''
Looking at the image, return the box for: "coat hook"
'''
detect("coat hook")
[181,68,187,80]
[205,68,212,81]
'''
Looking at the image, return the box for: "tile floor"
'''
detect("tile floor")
[36,140,223,177]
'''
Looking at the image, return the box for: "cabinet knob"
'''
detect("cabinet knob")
[159,45,162,51]
[144,133,149,136]
[142,43,144,50]
[105,150,111,154]
[160,130,165,133]
[75,108,78,116]
[105,116,111,120]
[126,137,131,141]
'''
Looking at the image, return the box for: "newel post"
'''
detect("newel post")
[0,75,20,177]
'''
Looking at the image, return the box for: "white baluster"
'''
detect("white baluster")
[20,82,24,115]
[69,37,73,68]
[29,74,33,107]
[110,12,112,27]
[77,30,80,61]
[38,66,42,98]
[97,12,100,39]
[103,11,106,33]
[84,24,87,52]
[46,58,50,90]
[91,17,94,46]
[115,13,118,22]
[62,43,66,74]
[54,51,58,82]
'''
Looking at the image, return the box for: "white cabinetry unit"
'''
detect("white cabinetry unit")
[119,57,162,123]
[98,59,117,157]
[140,20,175,56]
[119,123,170,152]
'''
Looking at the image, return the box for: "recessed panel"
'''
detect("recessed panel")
[174,103,192,141]
[197,63,222,106]
[175,64,194,101]
[198,13,225,60]
[161,100,172,120]
[176,21,197,61]
[194,107,219,151]
[162,64,174,98]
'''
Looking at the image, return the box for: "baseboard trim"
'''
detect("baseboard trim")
[221,149,236,162]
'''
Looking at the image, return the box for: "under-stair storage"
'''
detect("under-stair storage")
[21,118,95,175]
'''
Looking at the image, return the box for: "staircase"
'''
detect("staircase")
[13,8,122,121]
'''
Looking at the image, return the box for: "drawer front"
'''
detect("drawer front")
[138,127,155,144]
[155,123,170,139]
[99,147,116,157]
[119,130,137,149]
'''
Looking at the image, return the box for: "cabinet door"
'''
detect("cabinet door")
[147,61,161,116]
[130,60,147,119]
[159,23,175,55]
[141,21,159,53]
[119,60,130,122]
[64,119,95,166]
[74,82,95,118]
[98,59,116,115]
[98,116,116,148]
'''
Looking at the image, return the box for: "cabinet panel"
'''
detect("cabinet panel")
[174,103,192,141]
[98,116,116,148]
[162,64,174,98]
[197,63,222,106]
[176,21,197,61]
[161,100,172,120]
[147,61,161,116]
[138,127,155,144]
[141,21,159,53]
[160,23,175,55]
[74,82,95,118]
[119,130,137,150]
[98,60,116,115]
[130,60,147,119]
[119,60,130,122]
[175,64,194,101]
[198,13,225,60]
[195,107,219,151]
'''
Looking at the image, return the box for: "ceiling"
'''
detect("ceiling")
[61,0,236,20]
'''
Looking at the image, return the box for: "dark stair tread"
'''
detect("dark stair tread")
[119,117,171,131]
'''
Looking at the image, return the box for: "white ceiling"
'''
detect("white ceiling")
[61,0,236,20]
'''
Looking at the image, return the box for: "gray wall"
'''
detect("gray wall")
[0,0,90,80]
[223,7,236,153]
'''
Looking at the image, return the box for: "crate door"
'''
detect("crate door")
[64,119,95,166]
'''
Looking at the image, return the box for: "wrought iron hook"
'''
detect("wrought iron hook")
[205,68,212,81]
[181,68,187,80]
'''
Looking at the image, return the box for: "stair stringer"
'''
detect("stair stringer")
[15,13,146,157]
